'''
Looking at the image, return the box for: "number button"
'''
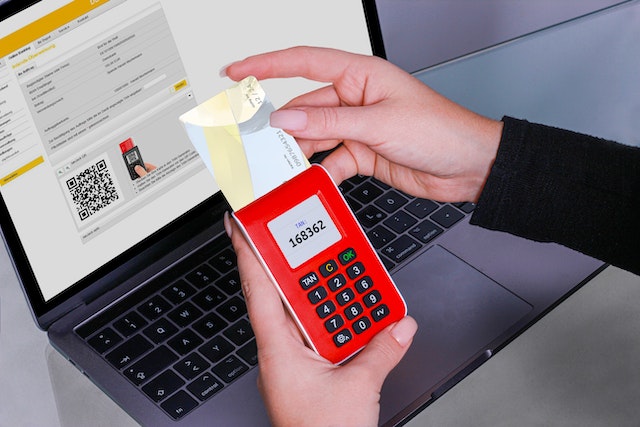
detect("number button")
[308,286,328,304]
[338,248,357,265]
[327,273,347,292]
[355,276,373,294]
[319,260,339,277]
[325,315,344,333]
[363,290,382,308]
[317,301,336,319]
[336,289,355,306]
[353,316,372,334]
[346,262,365,280]
[299,272,320,290]
[344,302,363,320]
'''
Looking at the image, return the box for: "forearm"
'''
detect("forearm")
[471,116,640,275]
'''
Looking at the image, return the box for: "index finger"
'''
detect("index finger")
[225,46,372,85]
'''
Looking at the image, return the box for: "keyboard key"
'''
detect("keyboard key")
[212,355,249,384]
[113,312,148,338]
[168,302,203,328]
[333,329,352,347]
[139,295,172,321]
[372,178,391,190]
[168,329,204,355]
[237,339,258,366]
[105,334,153,369]
[431,205,465,228]
[327,273,347,292]
[363,290,383,308]
[161,390,198,420]
[357,205,387,228]
[367,226,395,249]
[162,280,195,305]
[216,270,241,295]
[188,372,225,401]
[350,182,383,204]
[382,235,422,264]
[453,201,476,213]
[124,346,178,386]
[88,327,122,354]
[174,353,211,380]
[216,296,247,322]
[338,248,357,265]
[142,370,185,402]
[199,336,234,363]
[336,288,356,306]
[143,318,179,344]
[383,211,418,233]
[319,259,339,277]
[355,276,374,294]
[209,249,237,273]
[374,190,409,213]
[325,315,344,333]
[299,271,320,290]
[316,301,336,319]
[192,287,226,311]
[409,219,443,243]
[308,286,328,304]
[186,264,219,288]
[192,313,227,339]
[348,174,368,185]
[344,302,364,320]
[346,262,365,280]
[337,180,354,194]
[223,319,254,346]
[353,316,372,334]
[371,304,391,322]
[405,198,439,219]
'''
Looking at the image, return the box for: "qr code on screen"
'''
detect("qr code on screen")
[63,155,123,225]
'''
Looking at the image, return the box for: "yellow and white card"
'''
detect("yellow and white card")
[179,76,309,211]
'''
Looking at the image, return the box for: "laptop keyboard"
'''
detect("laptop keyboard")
[76,174,474,420]
[339,176,474,270]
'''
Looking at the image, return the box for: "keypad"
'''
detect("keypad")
[301,248,391,349]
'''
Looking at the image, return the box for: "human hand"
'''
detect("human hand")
[134,162,156,178]
[225,213,417,427]
[224,46,503,203]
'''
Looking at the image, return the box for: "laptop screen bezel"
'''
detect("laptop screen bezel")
[361,0,387,59]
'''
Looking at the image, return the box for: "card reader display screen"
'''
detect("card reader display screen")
[268,195,342,269]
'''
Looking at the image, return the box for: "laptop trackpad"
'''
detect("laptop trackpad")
[380,245,532,424]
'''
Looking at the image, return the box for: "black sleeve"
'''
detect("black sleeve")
[470,116,640,275]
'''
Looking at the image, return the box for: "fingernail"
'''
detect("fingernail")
[270,110,307,131]
[218,61,238,78]
[223,211,233,238]
[390,316,418,347]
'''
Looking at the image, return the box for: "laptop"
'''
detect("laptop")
[0,0,612,426]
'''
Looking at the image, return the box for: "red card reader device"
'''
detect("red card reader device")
[233,164,407,364]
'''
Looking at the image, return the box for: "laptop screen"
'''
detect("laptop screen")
[0,0,219,305]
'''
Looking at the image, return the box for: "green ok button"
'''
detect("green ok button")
[339,248,357,265]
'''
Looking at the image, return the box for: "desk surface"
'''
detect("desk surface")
[2,1,640,426]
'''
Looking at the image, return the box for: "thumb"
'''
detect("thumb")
[347,316,418,387]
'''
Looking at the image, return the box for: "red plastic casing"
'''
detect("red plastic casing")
[233,164,407,364]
